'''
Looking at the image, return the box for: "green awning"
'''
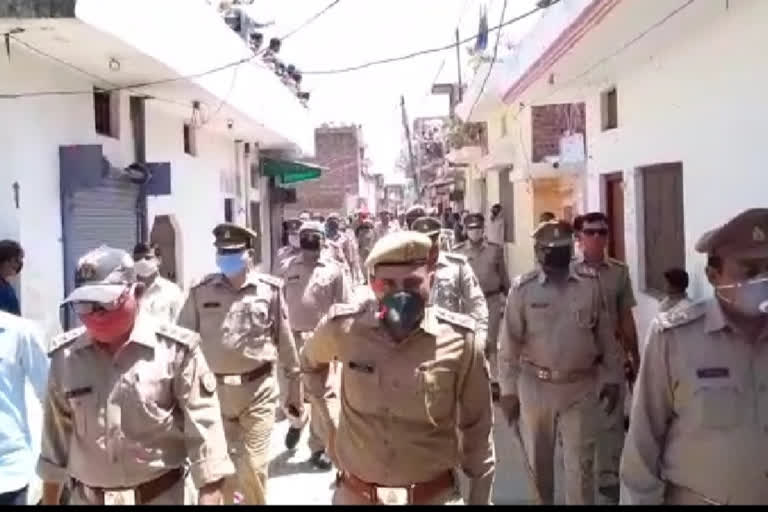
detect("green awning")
[262,158,324,185]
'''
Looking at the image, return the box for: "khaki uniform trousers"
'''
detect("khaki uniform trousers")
[278,331,332,454]
[218,372,277,505]
[595,381,626,504]
[68,475,184,505]
[518,373,599,505]
[485,293,504,381]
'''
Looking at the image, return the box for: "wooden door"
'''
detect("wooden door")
[604,173,626,261]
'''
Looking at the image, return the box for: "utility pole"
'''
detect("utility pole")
[455,28,463,103]
[400,94,418,197]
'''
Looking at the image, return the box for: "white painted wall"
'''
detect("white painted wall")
[144,104,239,289]
[574,0,768,341]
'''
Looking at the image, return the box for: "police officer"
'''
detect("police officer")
[132,242,183,324]
[178,223,303,505]
[273,218,302,273]
[498,221,622,505]
[411,215,489,351]
[621,208,768,505]
[301,231,495,504]
[355,218,376,284]
[374,210,398,241]
[324,213,359,285]
[39,246,233,505]
[277,221,345,470]
[454,213,510,400]
[573,212,640,504]
[404,204,428,230]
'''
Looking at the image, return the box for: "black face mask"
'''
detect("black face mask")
[300,234,322,251]
[379,291,426,341]
[539,245,572,269]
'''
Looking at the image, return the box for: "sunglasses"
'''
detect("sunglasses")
[582,228,609,237]
[71,290,129,315]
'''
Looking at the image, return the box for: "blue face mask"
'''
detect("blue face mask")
[216,252,247,277]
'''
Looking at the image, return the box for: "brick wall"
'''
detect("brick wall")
[285,126,362,217]
[531,103,586,163]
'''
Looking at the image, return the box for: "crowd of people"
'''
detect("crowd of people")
[0,204,766,505]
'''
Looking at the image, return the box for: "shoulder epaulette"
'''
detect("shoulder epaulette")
[453,242,467,251]
[434,307,476,332]
[574,263,598,278]
[486,241,502,248]
[657,301,706,332]
[190,273,218,289]
[512,270,538,290]
[328,303,362,320]
[48,327,86,355]
[256,273,284,289]
[156,323,200,348]
[444,252,467,263]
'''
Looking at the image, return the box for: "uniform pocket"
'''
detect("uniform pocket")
[694,385,743,429]
[343,361,379,414]
[420,368,457,424]
[69,393,96,438]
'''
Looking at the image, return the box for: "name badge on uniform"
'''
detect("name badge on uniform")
[64,386,92,399]
[696,367,730,379]
[287,275,301,282]
[348,361,375,374]
[103,490,136,506]
[530,302,549,309]
[203,302,221,309]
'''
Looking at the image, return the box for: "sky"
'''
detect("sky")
[245,0,541,180]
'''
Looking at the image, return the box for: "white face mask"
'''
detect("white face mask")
[467,229,484,242]
[134,258,159,278]
[288,234,300,249]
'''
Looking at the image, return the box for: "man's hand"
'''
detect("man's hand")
[599,383,621,415]
[42,481,62,506]
[499,394,520,426]
[198,479,224,505]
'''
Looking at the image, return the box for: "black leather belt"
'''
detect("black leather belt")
[216,362,273,386]
[75,467,182,505]
[521,359,597,384]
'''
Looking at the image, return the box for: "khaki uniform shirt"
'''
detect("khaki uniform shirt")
[430,252,489,345]
[278,253,347,332]
[177,272,301,406]
[301,304,495,504]
[620,299,768,505]
[37,313,234,489]
[575,257,636,365]
[140,276,183,324]
[454,239,510,295]
[499,268,623,397]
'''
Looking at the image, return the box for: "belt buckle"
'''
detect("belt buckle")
[103,490,135,506]
[537,368,551,381]
[375,486,410,505]
[222,374,242,386]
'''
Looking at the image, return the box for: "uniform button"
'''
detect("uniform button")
[392,379,400,389]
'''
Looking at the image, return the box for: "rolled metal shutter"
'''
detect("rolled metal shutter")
[62,176,140,327]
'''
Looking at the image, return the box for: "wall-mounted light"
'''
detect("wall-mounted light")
[109,58,121,72]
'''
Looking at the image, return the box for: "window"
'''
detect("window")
[500,113,508,138]
[94,88,118,138]
[224,198,234,223]
[641,162,685,294]
[601,87,618,131]
[183,124,197,156]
